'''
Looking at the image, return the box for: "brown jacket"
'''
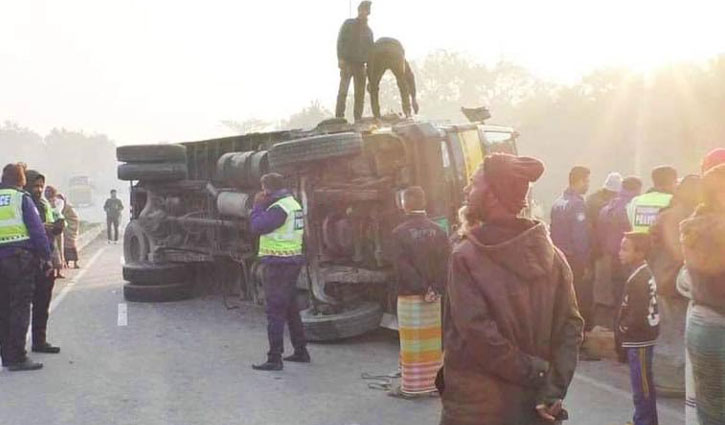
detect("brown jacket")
[441,219,584,425]
[681,207,725,311]
[649,203,693,297]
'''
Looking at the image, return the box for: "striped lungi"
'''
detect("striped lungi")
[398,295,442,395]
[686,304,725,425]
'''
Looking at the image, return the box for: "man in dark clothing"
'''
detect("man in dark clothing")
[390,186,449,398]
[586,172,622,243]
[250,173,308,371]
[596,176,643,330]
[441,154,583,425]
[551,167,595,338]
[25,170,63,354]
[586,172,622,325]
[0,164,50,371]
[104,189,124,243]
[367,37,419,119]
[336,1,374,121]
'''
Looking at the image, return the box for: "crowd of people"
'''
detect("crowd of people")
[547,150,725,424]
[243,148,725,425]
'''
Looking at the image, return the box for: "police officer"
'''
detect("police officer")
[628,166,678,233]
[0,163,51,371]
[250,173,309,371]
[25,170,64,354]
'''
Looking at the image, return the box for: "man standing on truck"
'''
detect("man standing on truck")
[104,189,124,244]
[335,1,373,122]
[389,186,449,398]
[367,37,419,119]
[250,173,309,371]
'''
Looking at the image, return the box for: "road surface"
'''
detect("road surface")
[0,239,685,425]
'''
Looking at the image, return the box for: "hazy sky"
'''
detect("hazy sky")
[2,0,723,145]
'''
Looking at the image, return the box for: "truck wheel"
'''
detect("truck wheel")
[123,221,151,263]
[268,133,363,171]
[123,282,194,303]
[117,144,187,163]
[118,162,188,182]
[122,262,190,286]
[301,302,383,342]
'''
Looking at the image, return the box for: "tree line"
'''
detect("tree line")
[3,51,723,210]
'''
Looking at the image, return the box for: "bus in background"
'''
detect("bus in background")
[68,175,94,207]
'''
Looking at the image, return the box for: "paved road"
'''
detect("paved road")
[0,240,685,425]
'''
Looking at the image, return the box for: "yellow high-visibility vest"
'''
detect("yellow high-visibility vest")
[0,188,30,245]
[627,191,673,233]
[258,196,304,257]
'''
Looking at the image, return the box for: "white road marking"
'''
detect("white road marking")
[26,247,107,344]
[573,373,684,420]
[117,303,128,326]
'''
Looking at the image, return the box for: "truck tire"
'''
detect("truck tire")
[118,162,188,182]
[123,221,151,264]
[123,282,194,303]
[301,302,383,342]
[117,144,187,163]
[122,262,190,286]
[268,133,363,171]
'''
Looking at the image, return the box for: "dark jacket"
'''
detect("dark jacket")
[550,188,590,267]
[597,189,637,257]
[441,219,584,425]
[681,207,725,311]
[586,188,617,258]
[250,189,305,266]
[0,185,51,262]
[104,198,124,218]
[390,213,449,296]
[616,264,660,348]
[337,18,374,63]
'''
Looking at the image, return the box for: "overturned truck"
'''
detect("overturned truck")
[118,113,519,341]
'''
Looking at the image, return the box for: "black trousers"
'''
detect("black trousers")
[0,250,36,364]
[335,62,367,121]
[572,262,594,332]
[107,216,120,241]
[262,263,306,361]
[368,55,411,118]
[32,267,56,346]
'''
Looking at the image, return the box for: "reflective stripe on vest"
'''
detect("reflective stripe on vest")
[628,192,673,233]
[0,189,30,244]
[258,196,304,257]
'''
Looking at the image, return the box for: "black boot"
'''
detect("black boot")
[32,342,61,354]
[283,348,311,363]
[252,357,283,371]
[6,358,43,372]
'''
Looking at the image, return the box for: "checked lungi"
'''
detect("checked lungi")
[398,295,442,395]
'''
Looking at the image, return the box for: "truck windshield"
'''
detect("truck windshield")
[483,131,517,155]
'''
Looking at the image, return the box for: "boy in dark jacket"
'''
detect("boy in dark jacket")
[617,232,660,425]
